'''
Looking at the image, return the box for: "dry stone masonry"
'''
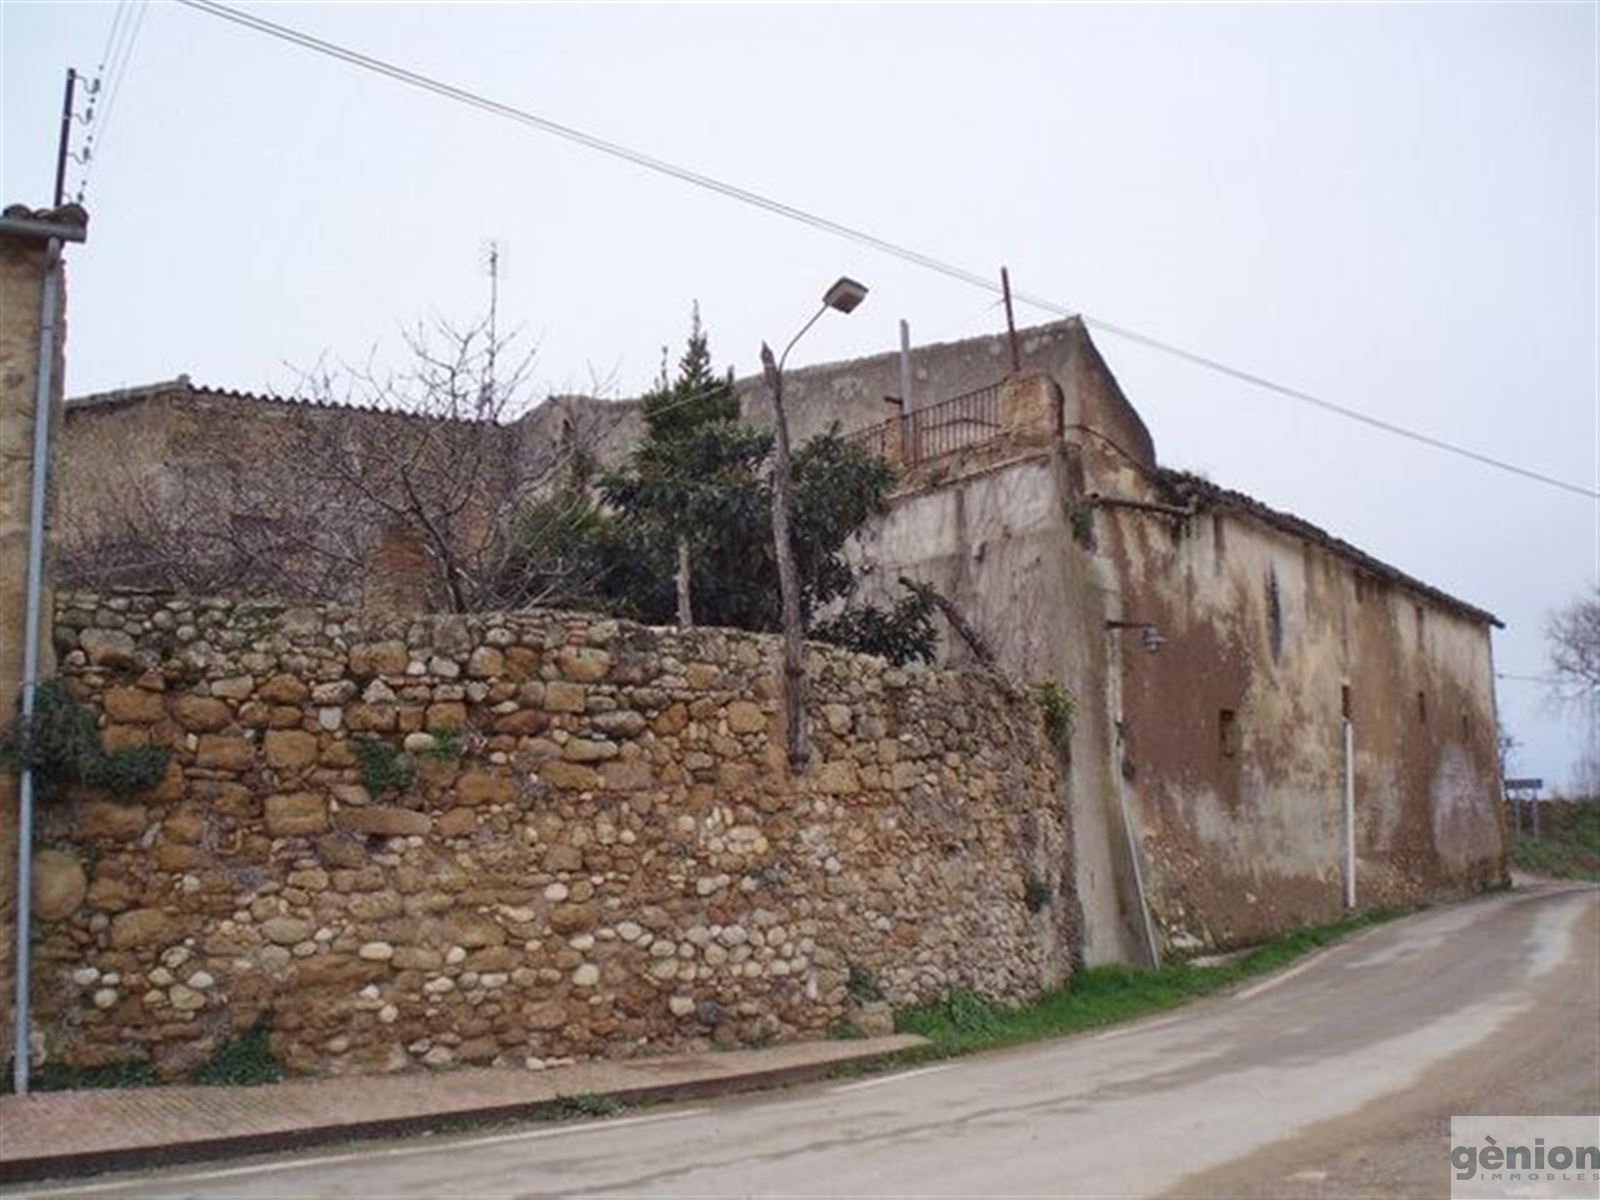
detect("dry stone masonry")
[23,591,1073,1078]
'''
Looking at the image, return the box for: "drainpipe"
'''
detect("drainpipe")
[7,220,76,1095]
[1105,625,1161,969]
[1342,717,1357,910]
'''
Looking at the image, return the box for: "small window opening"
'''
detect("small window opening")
[1341,684,1352,721]
[1212,514,1226,573]
[1417,691,1428,725]
[1219,709,1240,758]
[1266,569,1284,662]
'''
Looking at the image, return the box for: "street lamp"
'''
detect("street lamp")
[760,276,869,772]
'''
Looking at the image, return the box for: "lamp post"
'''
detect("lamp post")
[760,277,868,773]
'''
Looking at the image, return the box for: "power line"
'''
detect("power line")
[1084,316,1599,500]
[96,0,151,155]
[174,0,1598,502]
[1497,672,1592,688]
[75,0,151,202]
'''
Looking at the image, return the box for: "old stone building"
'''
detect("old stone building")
[1,249,1507,1077]
[51,318,1508,970]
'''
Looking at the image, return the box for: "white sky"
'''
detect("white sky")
[2,1,1596,787]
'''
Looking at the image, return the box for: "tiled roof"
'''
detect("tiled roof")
[66,376,487,425]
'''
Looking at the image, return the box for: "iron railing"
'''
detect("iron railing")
[846,381,1005,466]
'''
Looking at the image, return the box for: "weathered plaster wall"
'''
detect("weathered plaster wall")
[847,446,1143,967]
[1092,477,1506,952]
[845,330,1503,962]
[21,593,1071,1079]
[736,320,1100,447]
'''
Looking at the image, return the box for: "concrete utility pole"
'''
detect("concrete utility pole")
[761,277,868,773]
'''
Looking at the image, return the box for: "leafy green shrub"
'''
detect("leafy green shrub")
[190,1024,283,1087]
[0,679,170,800]
[1036,682,1075,753]
[811,590,937,667]
[354,739,414,794]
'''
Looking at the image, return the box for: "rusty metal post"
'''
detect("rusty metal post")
[1001,266,1021,374]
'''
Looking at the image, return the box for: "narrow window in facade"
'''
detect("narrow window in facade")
[1417,691,1428,725]
[1266,569,1284,662]
[1212,513,1226,574]
[1341,684,1352,721]
[1219,709,1240,758]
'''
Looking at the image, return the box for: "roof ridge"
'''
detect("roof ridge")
[1156,467,1500,627]
[67,377,499,425]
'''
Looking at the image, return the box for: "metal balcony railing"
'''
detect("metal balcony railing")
[846,381,1005,466]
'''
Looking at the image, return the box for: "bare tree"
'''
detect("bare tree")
[1546,585,1600,796]
[58,317,611,613]
[1546,585,1600,703]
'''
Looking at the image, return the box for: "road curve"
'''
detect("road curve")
[16,881,1598,1199]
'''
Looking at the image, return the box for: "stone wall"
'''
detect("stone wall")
[19,592,1072,1079]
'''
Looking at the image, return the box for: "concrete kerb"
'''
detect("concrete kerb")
[0,1034,927,1185]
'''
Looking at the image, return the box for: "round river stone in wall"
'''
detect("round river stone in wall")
[32,849,88,921]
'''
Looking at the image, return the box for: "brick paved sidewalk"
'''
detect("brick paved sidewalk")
[0,1034,924,1183]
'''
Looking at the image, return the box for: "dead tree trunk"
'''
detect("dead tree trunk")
[675,536,694,629]
[763,342,809,772]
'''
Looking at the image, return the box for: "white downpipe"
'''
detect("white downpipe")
[1342,717,1357,910]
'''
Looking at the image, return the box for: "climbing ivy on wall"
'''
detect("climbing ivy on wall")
[0,679,169,800]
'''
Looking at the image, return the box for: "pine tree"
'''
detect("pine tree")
[623,304,763,626]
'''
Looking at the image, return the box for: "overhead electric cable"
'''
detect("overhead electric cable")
[174,0,1598,501]
[76,0,151,202]
[94,0,150,157]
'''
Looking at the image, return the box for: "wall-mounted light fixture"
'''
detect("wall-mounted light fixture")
[1107,619,1165,654]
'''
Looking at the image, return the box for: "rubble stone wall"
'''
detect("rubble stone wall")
[20,591,1072,1078]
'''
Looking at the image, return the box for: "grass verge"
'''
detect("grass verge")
[1510,807,1600,882]
[887,908,1404,1064]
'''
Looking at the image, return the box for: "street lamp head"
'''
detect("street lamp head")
[822,277,869,314]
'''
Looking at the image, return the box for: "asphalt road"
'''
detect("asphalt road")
[15,880,1598,1199]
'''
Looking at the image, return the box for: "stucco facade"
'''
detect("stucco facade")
[844,321,1506,962]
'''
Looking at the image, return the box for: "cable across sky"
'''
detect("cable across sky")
[172,0,1597,501]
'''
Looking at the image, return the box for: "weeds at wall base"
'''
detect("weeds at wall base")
[882,907,1407,1066]
[1,1024,283,1095]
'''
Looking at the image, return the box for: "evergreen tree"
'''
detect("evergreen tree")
[504,305,936,665]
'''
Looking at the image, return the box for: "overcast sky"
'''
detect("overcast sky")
[2,1,1595,786]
